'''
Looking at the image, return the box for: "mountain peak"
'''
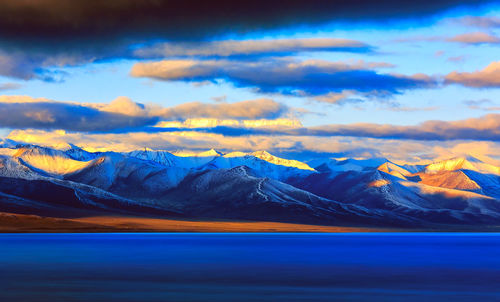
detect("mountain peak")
[198,149,223,157]
[251,150,272,157]
[251,150,315,171]
[425,156,499,175]
[174,149,223,157]
[377,162,411,179]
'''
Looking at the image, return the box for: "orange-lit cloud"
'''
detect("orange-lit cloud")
[446,61,500,87]
[447,32,500,44]
[301,114,500,140]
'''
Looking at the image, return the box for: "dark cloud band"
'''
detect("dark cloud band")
[0,0,493,43]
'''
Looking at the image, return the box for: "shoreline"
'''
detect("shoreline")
[1,212,499,233]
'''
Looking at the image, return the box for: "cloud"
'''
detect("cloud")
[392,35,442,43]
[447,32,500,44]
[142,113,500,142]
[2,95,496,142]
[304,114,500,141]
[0,96,157,132]
[158,99,288,120]
[154,118,302,129]
[383,106,439,112]
[0,0,494,81]
[0,50,92,81]
[312,91,361,105]
[0,82,21,91]
[0,38,374,81]
[457,16,500,28]
[393,31,500,47]
[133,38,373,58]
[447,56,466,63]
[130,58,435,102]
[445,61,500,87]
[464,99,500,111]
[0,96,290,131]
[0,0,492,45]
[432,141,500,165]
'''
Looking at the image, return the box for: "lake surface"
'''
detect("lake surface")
[0,233,499,302]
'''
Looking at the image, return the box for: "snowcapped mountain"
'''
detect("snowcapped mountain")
[250,151,314,171]
[127,148,219,169]
[13,145,92,177]
[0,142,499,228]
[65,152,190,201]
[416,170,482,192]
[425,156,499,175]
[200,150,316,181]
[0,175,179,218]
[416,156,500,200]
[159,166,405,226]
[292,168,500,225]
[0,147,179,217]
[64,143,97,161]
[376,162,412,179]
[308,157,389,173]
[126,148,315,181]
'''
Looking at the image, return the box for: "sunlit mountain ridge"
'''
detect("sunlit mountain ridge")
[0,140,499,228]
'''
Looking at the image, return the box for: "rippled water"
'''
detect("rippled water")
[0,233,499,301]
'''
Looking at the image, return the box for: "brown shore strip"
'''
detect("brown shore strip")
[1,212,498,233]
[0,212,392,233]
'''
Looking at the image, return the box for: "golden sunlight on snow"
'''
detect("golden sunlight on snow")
[368,179,392,187]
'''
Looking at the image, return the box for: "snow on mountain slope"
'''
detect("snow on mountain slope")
[63,144,98,161]
[377,162,411,179]
[127,149,216,169]
[416,170,482,192]
[291,168,500,225]
[0,175,180,218]
[0,139,20,149]
[65,152,190,201]
[173,148,223,158]
[250,151,314,171]
[425,156,500,175]
[413,156,500,199]
[201,151,316,181]
[401,163,426,174]
[171,149,315,174]
[308,157,388,173]
[13,146,92,177]
[0,147,17,157]
[160,166,402,226]
[460,169,500,200]
[398,180,500,220]
[0,153,43,179]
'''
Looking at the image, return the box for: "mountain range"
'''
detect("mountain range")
[0,140,499,229]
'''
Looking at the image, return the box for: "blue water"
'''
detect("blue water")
[0,233,499,302]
